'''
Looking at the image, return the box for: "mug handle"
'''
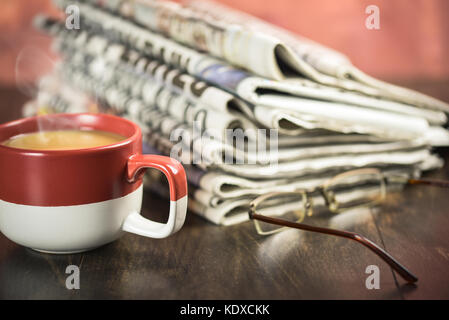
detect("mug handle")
[122,154,188,238]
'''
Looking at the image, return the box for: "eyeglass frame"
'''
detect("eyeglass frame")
[250,168,386,235]
[248,167,449,284]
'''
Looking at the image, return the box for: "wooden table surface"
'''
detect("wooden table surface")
[1,82,449,300]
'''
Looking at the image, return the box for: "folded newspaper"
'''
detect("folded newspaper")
[44,1,449,142]
[25,0,449,225]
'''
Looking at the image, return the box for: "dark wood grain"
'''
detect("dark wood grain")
[0,82,448,299]
[370,150,449,299]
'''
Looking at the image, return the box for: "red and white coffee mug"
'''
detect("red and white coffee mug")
[0,113,188,253]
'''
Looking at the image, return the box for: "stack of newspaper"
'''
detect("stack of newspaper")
[27,0,449,225]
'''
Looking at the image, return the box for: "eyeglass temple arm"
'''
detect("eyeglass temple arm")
[251,213,418,283]
[387,176,449,188]
[407,178,449,188]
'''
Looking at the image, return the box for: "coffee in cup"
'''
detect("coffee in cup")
[2,130,126,150]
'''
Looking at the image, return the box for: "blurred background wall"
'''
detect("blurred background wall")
[0,0,448,86]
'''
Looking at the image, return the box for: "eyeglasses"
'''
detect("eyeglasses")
[248,168,449,283]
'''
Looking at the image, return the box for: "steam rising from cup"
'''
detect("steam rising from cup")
[15,43,83,132]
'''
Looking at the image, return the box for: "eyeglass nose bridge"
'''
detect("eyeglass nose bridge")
[317,187,339,212]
